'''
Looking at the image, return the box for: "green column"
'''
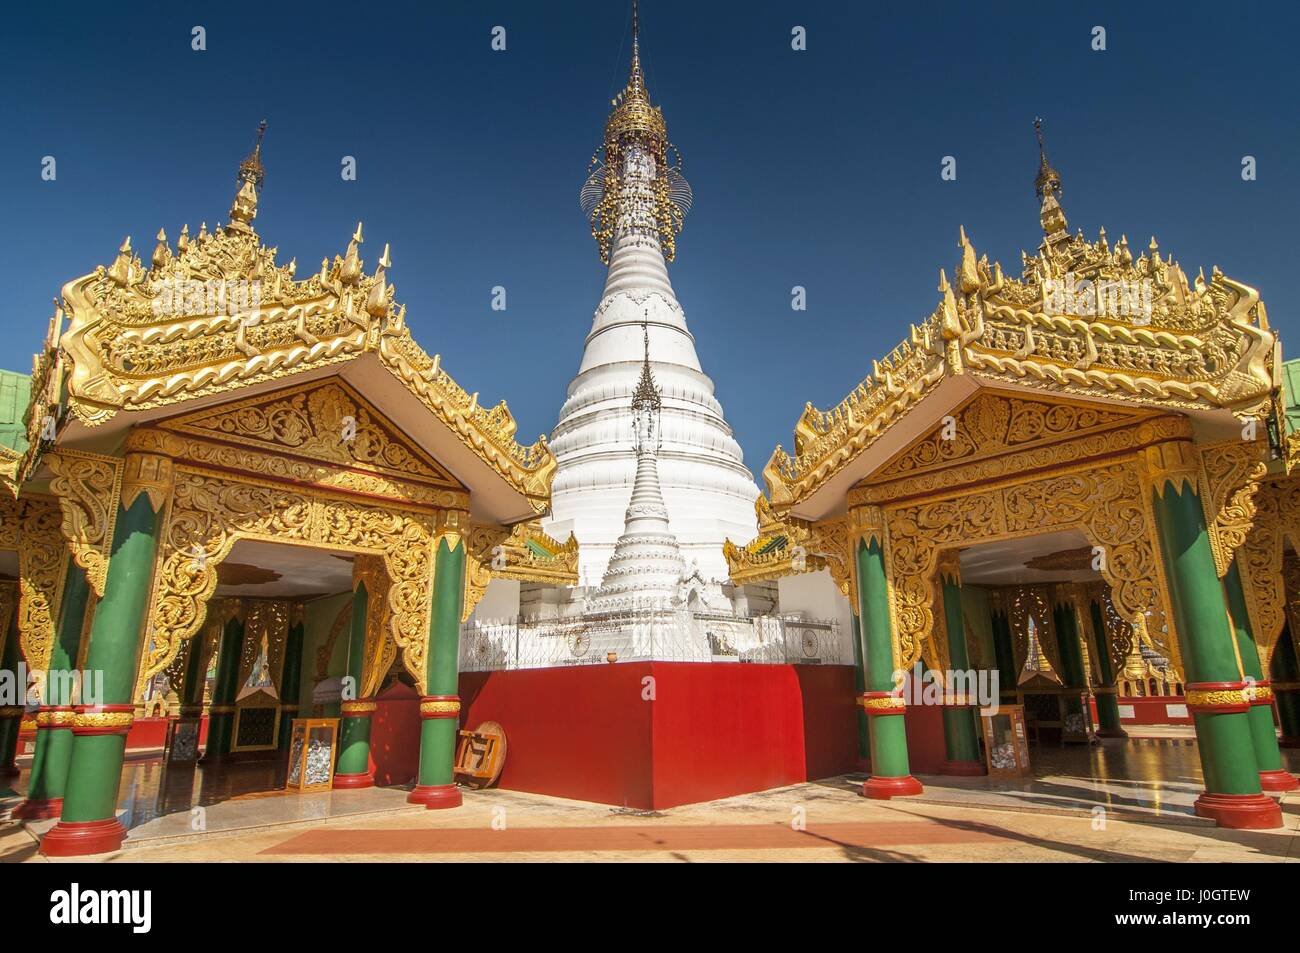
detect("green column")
[0,594,22,784]
[41,485,166,856]
[410,532,466,808]
[1086,598,1127,738]
[1152,472,1279,828]
[1223,561,1296,791]
[18,560,92,817]
[850,614,870,768]
[277,612,305,751]
[989,604,1017,703]
[334,582,375,787]
[202,615,245,761]
[1271,621,1300,746]
[1051,597,1090,738]
[855,534,922,799]
[164,627,210,765]
[939,565,983,774]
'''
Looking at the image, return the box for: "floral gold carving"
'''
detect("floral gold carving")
[46,449,123,597]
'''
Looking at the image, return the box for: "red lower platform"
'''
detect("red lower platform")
[458,663,858,810]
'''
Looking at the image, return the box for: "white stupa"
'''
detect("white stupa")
[585,326,687,613]
[546,9,759,587]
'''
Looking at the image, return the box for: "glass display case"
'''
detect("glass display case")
[163,716,202,763]
[285,717,340,793]
[980,704,1031,777]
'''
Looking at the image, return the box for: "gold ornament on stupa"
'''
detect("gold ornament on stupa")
[581,0,693,263]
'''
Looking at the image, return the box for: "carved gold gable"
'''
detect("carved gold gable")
[157,378,464,491]
[870,389,1160,490]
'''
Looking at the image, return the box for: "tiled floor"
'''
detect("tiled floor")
[5,752,418,845]
[3,728,1298,857]
[912,730,1238,824]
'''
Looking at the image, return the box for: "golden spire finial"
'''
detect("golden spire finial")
[229,120,268,232]
[1033,117,1061,200]
[585,1,690,264]
[1033,117,1068,240]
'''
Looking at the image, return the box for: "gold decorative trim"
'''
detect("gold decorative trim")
[74,710,134,729]
[463,520,579,623]
[52,190,557,512]
[884,455,1180,675]
[762,223,1275,511]
[138,465,437,698]
[420,698,461,716]
[1238,479,1300,670]
[0,494,68,673]
[121,452,174,513]
[46,449,123,597]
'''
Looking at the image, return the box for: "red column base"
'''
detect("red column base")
[12,796,63,820]
[941,759,987,776]
[1095,727,1129,739]
[1193,792,1283,829]
[1258,769,1300,792]
[862,775,924,799]
[40,818,128,857]
[408,783,463,809]
[1279,736,1300,749]
[332,771,374,790]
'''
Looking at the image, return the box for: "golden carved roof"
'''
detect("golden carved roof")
[761,129,1279,515]
[22,127,556,515]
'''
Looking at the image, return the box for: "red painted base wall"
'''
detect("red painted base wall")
[458,663,858,810]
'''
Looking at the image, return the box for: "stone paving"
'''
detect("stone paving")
[3,730,1297,862]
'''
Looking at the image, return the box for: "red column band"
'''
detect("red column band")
[35,706,77,729]
[1184,681,1252,715]
[858,691,906,716]
[70,704,135,737]
[420,695,461,719]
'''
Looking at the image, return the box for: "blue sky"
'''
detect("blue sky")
[2,1,1296,474]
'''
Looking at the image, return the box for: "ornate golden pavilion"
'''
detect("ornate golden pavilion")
[0,126,575,855]
[726,122,1300,827]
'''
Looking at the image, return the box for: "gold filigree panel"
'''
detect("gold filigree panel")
[885,457,1179,675]
[1238,477,1300,670]
[0,493,68,672]
[876,391,1148,482]
[1197,439,1268,579]
[139,466,437,698]
[163,379,463,491]
[762,222,1275,511]
[46,449,123,597]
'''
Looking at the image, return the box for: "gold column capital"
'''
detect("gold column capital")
[848,502,886,548]
[1139,441,1199,499]
[435,508,469,552]
[936,549,962,587]
[120,451,175,513]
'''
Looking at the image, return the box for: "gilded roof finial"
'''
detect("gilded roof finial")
[1033,117,1068,240]
[229,120,268,233]
[1033,117,1061,201]
[341,221,364,284]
